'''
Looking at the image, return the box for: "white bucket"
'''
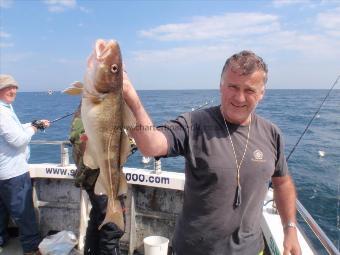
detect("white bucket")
[143,235,169,255]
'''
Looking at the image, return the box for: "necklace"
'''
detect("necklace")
[221,109,251,208]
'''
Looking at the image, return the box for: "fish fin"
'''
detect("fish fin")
[117,172,128,197]
[62,87,83,95]
[119,129,132,167]
[83,147,99,170]
[72,81,84,88]
[98,198,125,231]
[122,101,136,130]
[62,81,84,95]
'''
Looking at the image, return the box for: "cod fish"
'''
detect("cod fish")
[64,39,135,231]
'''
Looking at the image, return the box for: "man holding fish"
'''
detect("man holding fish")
[123,50,301,255]
[66,39,300,254]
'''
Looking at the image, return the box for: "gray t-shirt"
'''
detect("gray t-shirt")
[158,106,288,255]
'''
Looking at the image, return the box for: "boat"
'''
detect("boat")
[47,90,53,95]
[1,140,338,255]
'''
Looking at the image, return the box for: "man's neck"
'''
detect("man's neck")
[0,99,10,106]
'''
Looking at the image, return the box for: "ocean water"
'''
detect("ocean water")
[13,89,339,253]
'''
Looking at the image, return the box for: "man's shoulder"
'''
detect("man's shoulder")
[189,105,220,120]
[0,105,9,114]
[254,114,281,134]
[0,106,11,123]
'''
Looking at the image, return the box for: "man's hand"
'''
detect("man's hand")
[122,67,140,112]
[283,227,301,255]
[272,175,301,255]
[120,65,168,157]
[31,119,50,131]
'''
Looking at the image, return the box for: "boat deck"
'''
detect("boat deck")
[0,236,139,255]
[0,237,81,255]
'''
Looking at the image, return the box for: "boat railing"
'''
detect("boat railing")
[30,140,339,254]
[30,140,72,166]
[296,200,339,254]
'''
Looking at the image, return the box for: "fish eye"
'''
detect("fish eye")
[111,64,119,73]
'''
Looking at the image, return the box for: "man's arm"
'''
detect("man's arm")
[122,71,168,157]
[272,175,301,255]
[0,111,36,148]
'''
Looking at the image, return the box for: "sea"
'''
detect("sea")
[13,89,339,253]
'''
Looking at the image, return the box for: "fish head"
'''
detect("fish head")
[85,39,123,95]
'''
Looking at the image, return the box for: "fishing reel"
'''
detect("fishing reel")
[31,120,46,131]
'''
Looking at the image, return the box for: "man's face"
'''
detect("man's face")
[220,67,265,125]
[0,86,18,104]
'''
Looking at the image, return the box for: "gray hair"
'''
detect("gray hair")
[221,50,268,84]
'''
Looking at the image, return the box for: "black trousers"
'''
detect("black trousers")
[84,187,125,255]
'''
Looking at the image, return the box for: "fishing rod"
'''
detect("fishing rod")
[32,112,75,130]
[282,75,340,254]
[50,112,76,124]
[286,74,340,162]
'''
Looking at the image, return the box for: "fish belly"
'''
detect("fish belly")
[81,93,126,230]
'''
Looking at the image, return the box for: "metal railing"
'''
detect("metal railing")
[296,200,339,255]
[31,140,71,166]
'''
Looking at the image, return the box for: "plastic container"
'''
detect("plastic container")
[143,235,169,255]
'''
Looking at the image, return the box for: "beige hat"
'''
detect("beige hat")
[0,74,19,90]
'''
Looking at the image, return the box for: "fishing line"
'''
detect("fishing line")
[286,75,340,162]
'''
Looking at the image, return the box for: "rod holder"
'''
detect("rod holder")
[60,144,69,166]
[153,158,162,174]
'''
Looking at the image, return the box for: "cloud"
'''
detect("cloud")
[316,7,340,37]
[133,9,340,65]
[53,58,81,64]
[133,45,232,63]
[79,6,90,13]
[0,52,34,62]
[43,0,76,13]
[0,42,14,48]
[0,30,12,48]
[0,0,13,8]
[260,31,340,58]
[0,30,11,38]
[139,12,279,41]
[272,0,313,7]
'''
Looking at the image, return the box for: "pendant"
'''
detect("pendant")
[234,184,242,208]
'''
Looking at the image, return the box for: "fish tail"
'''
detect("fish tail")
[98,198,125,231]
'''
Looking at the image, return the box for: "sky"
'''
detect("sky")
[0,0,340,91]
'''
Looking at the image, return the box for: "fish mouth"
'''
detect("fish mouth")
[96,40,120,61]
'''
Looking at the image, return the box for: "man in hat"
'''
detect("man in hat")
[0,74,50,255]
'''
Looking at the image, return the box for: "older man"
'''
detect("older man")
[122,51,301,255]
[0,74,49,255]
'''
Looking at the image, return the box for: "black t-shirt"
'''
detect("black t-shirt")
[158,106,288,255]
